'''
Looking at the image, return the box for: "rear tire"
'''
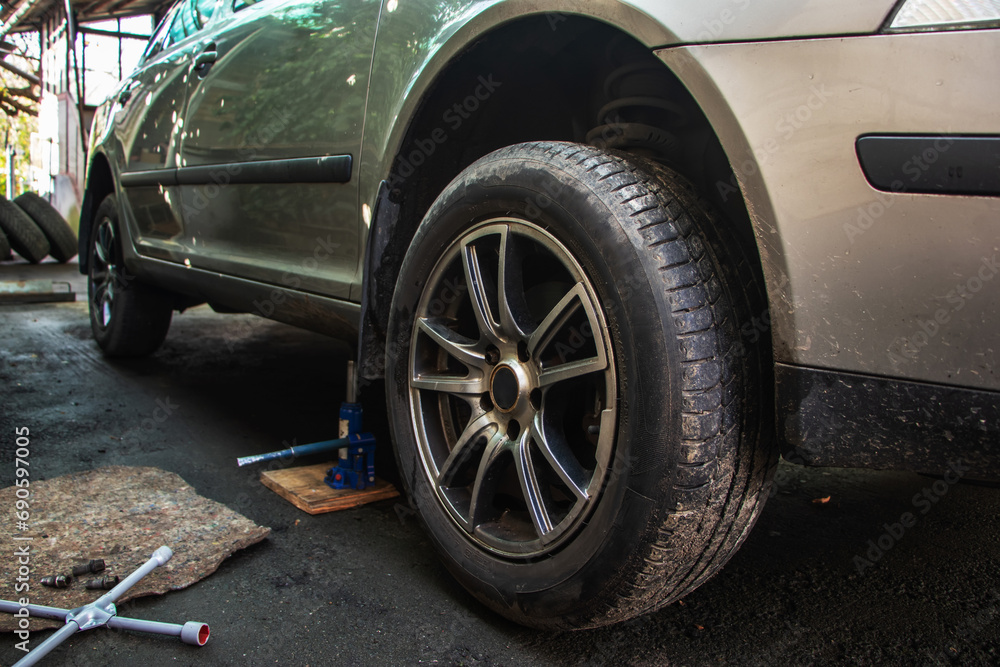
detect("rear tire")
[385,142,776,629]
[0,195,49,263]
[15,192,78,262]
[88,194,173,357]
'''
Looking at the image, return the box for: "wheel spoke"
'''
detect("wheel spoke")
[438,412,495,487]
[515,433,554,538]
[411,373,486,396]
[415,318,486,371]
[461,240,504,345]
[593,407,616,477]
[468,431,508,529]
[92,282,108,310]
[527,282,586,356]
[99,289,113,327]
[537,356,608,388]
[497,228,530,340]
[531,415,589,502]
[91,264,109,285]
[95,241,109,266]
[528,281,608,387]
[95,222,114,265]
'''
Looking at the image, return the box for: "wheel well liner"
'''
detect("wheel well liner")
[358,15,766,380]
[78,152,114,275]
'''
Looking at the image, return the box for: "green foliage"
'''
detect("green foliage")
[1,33,40,197]
[0,112,37,197]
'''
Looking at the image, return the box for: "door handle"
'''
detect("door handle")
[193,46,218,77]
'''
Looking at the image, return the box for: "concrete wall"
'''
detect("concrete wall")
[30,91,83,233]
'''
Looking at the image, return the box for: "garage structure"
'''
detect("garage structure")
[0,0,170,227]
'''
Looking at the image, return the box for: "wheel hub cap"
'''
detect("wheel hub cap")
[490,365,520,412]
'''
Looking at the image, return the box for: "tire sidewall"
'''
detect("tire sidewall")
[387,152,685,624]
[0,197,49,263]
[15,192,77,262]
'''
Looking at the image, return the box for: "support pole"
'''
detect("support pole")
[6,146,14,199]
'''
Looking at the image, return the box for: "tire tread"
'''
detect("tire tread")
[15,192,77,262]
[526,142,776,627]
[0,195,50,263]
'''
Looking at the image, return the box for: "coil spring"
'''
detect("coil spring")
[586,62,688,161]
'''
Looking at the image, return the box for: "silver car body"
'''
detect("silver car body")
[83,0,999,471]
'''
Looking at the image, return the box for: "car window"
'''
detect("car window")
[164,0,219,48]
[140,7,180,62]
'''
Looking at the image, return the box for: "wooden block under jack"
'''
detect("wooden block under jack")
[259,461,399,515]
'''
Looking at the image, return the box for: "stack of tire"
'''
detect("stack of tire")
[0,193,77,263]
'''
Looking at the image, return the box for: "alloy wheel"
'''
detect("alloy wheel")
[408,219,617,558]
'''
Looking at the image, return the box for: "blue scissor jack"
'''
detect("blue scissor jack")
[237,361,377,491]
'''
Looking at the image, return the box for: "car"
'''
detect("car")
[79,0,1000,629]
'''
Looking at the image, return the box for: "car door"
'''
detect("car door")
[114,0,222,262]
[175,0,381,301]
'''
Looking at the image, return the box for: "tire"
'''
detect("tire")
[88,193,173,357]
[385,142,776,629]
[0,226,10,260]
[15,192,78,262]
[0,195,50,263]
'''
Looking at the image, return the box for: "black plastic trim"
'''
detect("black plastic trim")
[177,155,353,185]
[120,169,173,187]
[856,134,1000,197]
[120,155,353,188]
[357,180,398,381]
[776,363,1000,477]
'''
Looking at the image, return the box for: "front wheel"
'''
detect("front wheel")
[386,142,776,629]
[88,194,173,357]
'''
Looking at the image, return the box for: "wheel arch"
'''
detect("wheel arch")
[357,10,777,381]
[78,150,115,276]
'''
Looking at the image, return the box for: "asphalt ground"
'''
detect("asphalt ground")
[1,260,999,666]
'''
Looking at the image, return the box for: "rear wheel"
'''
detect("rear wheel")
[88,194,173,357]
[386,142,776,629]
